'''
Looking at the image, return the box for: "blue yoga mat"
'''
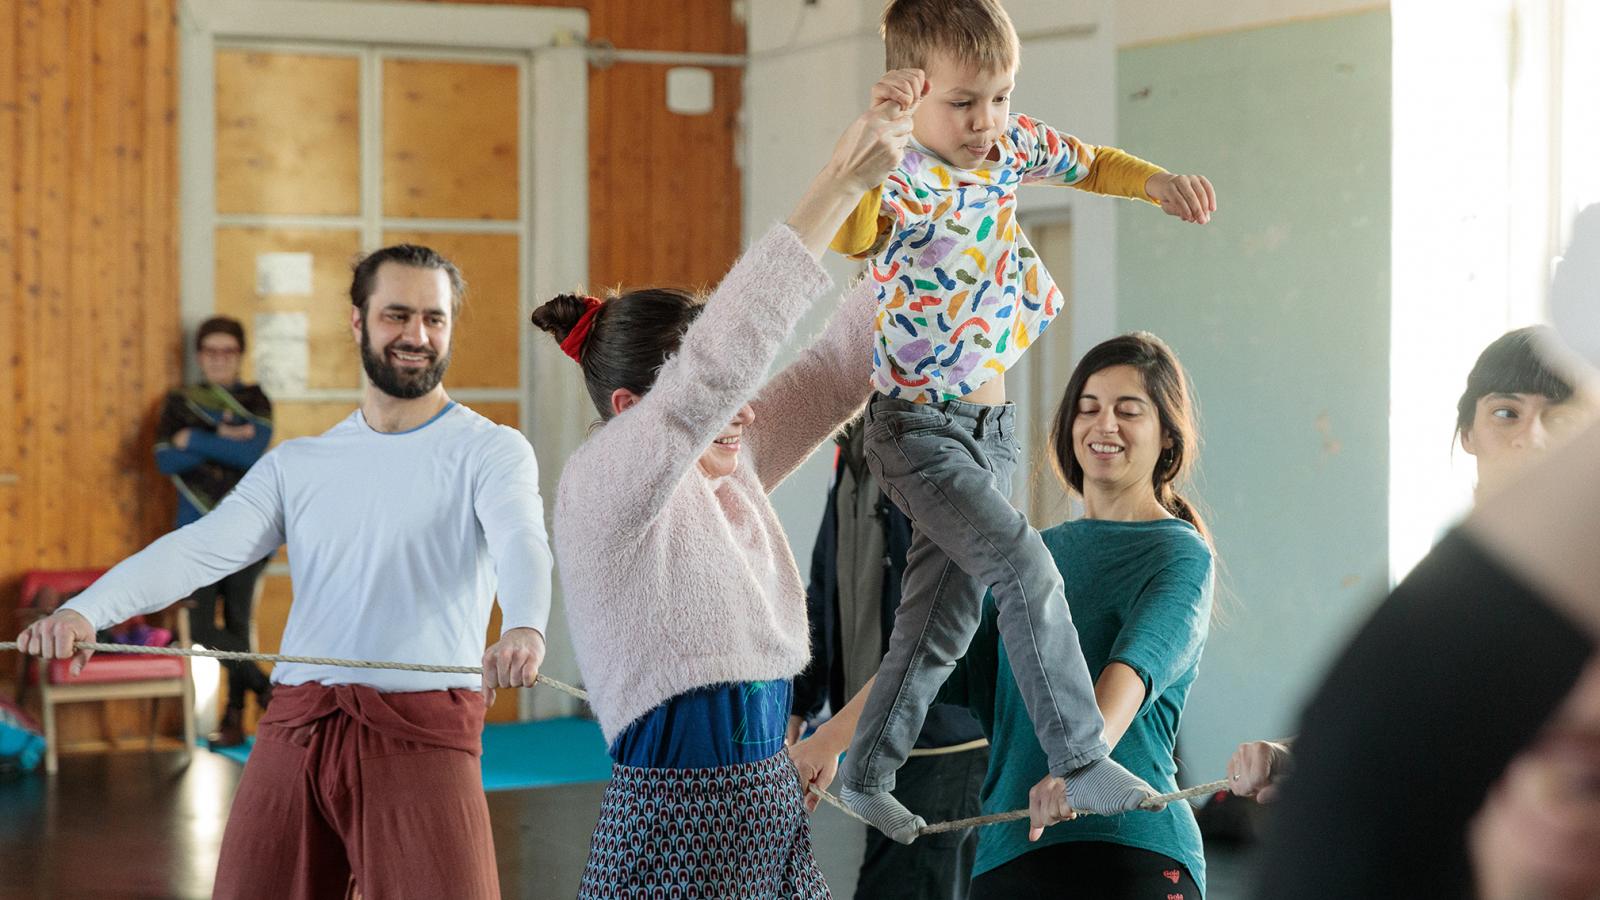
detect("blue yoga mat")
[207,716,613,792]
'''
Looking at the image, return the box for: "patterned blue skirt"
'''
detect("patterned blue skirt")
[578,751,831,899]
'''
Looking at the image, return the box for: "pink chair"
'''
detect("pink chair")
[14,569,195,773]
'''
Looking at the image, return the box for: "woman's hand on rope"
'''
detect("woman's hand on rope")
[15,608,96,676]
[1226,739,1292,803]
[480,626,546,704]
[790,727,844,813]
[1025,775,1079,841]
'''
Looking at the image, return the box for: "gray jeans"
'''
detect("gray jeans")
[841,395,1108,792]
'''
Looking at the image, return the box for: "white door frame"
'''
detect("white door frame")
[177,0,591,720]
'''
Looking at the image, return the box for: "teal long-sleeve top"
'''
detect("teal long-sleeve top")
[939,517,1215,893]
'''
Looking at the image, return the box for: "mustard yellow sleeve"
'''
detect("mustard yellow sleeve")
[830,185,891,259]
[1071,146,1166,205]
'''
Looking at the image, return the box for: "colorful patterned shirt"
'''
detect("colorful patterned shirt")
[835,114,1163,402]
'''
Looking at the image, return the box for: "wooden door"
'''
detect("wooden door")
[210,43,530,724]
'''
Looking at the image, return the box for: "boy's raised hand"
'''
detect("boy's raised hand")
[1146,172,1217,225]
[871,68,928,116]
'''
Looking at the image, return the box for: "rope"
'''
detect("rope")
[913,778,1231,835]
[906,737,989,758]
[0,640,1233,841]
[0,640,589,701]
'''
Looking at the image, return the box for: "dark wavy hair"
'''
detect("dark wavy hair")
[1050,331,1210,544]
[1454,325,1574,444]
[195,315,246,353]
[529,289,704,420]
[349,244,466,315]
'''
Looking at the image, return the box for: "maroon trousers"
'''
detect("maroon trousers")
[212,683,499,900]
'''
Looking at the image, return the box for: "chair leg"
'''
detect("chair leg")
[181,660,197,762]
[15,657,30,707]
[41,687,58,775]
[100,700,119,750]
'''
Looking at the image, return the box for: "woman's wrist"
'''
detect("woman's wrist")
[786,169,870,258]
[813,717,852,755]
[821,158,878,197]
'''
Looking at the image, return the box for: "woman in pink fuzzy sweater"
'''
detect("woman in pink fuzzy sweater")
[530,85,915,898]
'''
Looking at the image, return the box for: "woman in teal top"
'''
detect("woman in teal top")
[791,331,1215,898]
[953,332,1215,898]
[951,517,1212,897]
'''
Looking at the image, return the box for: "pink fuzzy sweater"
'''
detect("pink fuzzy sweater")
[554,224,876,744]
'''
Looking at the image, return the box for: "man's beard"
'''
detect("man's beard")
[359,316,451,400]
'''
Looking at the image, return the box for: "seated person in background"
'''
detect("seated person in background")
[155,315,274,747]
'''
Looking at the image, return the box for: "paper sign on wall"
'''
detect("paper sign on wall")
[254,312,309,395]
[255,252,314,296]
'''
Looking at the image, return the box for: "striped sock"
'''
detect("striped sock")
[1065,757,1163,814]
[840,786,926,845]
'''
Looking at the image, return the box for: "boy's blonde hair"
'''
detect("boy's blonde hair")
[882,0,1019,74]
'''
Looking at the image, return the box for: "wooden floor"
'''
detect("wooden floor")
[0,749,1257,898]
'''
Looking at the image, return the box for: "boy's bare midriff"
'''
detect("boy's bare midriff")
[960,372,1007,406]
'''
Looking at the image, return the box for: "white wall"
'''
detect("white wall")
[1389,0,1600,583]
[744,0,1120,576]
[1387,1,1522,586]
[745,0,884,571]
[1115,0,1385,46]
[1116,8,1394,782]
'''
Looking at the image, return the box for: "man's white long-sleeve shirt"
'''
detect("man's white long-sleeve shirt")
[63,402,554,692]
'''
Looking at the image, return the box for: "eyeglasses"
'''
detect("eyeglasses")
[198,347,242,359]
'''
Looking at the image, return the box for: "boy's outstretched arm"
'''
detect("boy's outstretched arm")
[1019,117,1217,225]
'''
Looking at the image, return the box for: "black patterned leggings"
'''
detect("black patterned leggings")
[971,841,1201,900]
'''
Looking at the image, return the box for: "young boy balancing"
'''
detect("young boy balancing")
[833,0,1216,843]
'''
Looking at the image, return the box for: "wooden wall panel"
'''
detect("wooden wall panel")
[468,400,521,723]
[0,4,16,555]
[471,402,520,428]
[587,1,744,291]
[3,0,745,744]
[588,62,743,290]
[253,572,292,683]
[413,0,746,290]
[215,50,361,217]
[0,0,182,748]
[213,226,365,390]
[270,400,358,446]
[383,230,521,389]
[383,58,520,221]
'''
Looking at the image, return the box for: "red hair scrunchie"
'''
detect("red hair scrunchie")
[559,295,604,363]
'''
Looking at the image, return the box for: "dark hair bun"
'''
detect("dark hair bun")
[530,293,596,343]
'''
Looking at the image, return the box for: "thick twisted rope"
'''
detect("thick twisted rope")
[0,640,1232,840]
[0,640,588,701]
[907,778,1231,835]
